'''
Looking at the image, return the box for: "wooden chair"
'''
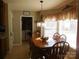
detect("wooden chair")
[53,32,66,42]
[31,42,44,59]
[31,45,51,59]
[39,47,51,59]
[49,41,69,59]
[60,34,66,42]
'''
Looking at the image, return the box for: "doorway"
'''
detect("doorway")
[22,16,32,42]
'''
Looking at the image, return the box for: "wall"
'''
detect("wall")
[12,11,38,46]
[76,0,79,58]
[10,0,74,46]
[8,6,14,50]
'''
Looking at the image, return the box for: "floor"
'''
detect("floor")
[4,41,76,59]
[65,48,76,59]
[5,41,30,59]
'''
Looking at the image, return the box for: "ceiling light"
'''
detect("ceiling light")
[40,0,44,22]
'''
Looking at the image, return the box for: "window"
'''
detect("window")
[43,18,57,38]
[59,19,77,49]
[43,18,78,49]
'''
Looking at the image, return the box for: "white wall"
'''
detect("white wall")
[8,6,14,50]
[12,11,38,46]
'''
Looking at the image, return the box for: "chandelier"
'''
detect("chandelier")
[37,0,44,27]
[40,0,43,22]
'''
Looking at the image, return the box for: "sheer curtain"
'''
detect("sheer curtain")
[42,8,77,49]
[43,17,57,38]
[58,19,77,49]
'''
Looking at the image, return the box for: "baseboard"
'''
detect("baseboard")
[13,43,22,47]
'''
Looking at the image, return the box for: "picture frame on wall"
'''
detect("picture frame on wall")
[23,11,30,16]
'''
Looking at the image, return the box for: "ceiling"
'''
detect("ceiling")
[4,0,74,11]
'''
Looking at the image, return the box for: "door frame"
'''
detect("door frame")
[20,15,33,43]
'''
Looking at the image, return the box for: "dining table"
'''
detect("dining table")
[32,32,66,48]
[32,37,56,48]
[31,33,66,59]
[31,34,67,59]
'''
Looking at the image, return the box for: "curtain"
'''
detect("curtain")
[42,6,77,49]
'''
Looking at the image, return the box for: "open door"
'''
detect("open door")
[22,16,32,42]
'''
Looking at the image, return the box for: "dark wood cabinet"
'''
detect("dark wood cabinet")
[0,35,7,59]
[0,0,9,59]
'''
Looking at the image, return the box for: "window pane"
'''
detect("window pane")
[59,20,78,49]
[43,20,57,38]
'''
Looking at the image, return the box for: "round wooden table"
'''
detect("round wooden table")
[32,37,56,48]
[31,36,58,59]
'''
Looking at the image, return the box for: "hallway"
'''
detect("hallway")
[5,41,30,59]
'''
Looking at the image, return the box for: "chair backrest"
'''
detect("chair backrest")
[53,32,66,42]
[53,32,60,41]
[60,34,66,42]
[50,41,69,59]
